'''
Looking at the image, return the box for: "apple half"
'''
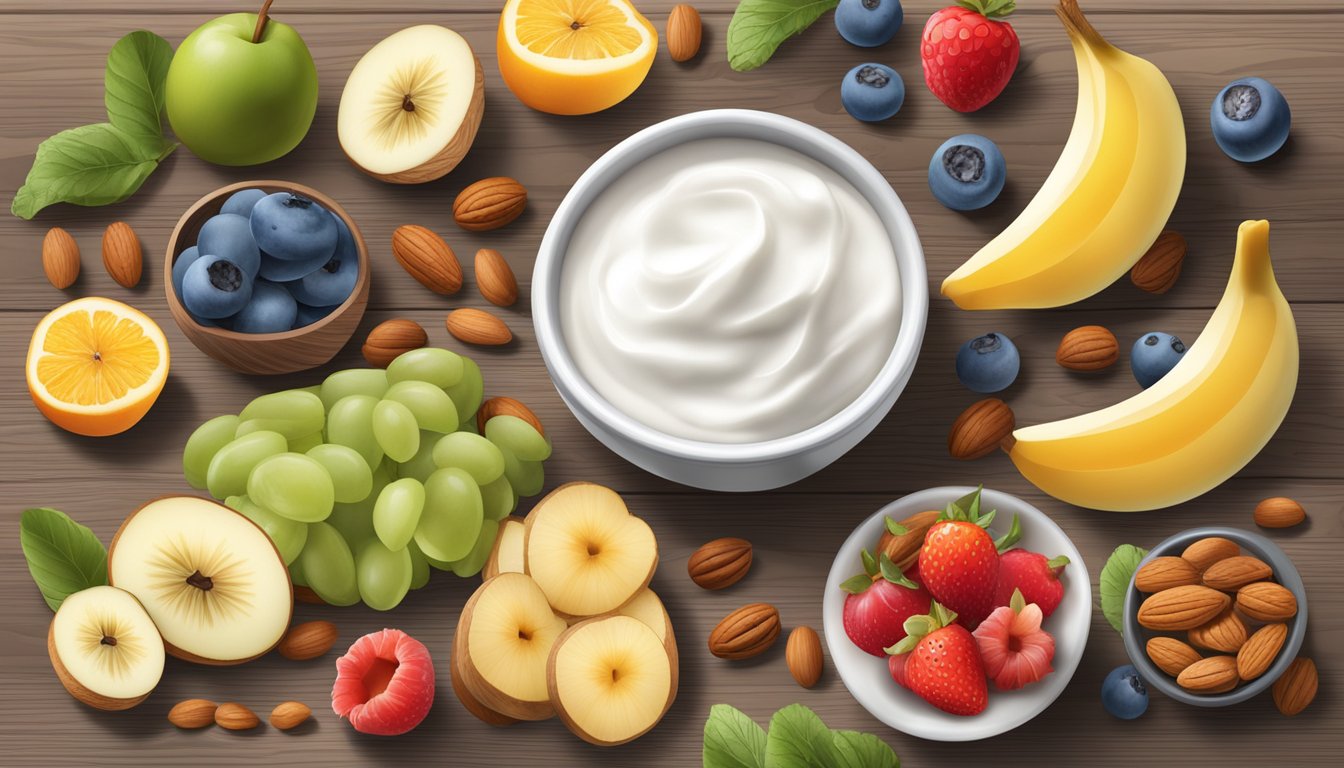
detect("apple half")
[449,636,517,727]
[482,515,526,581]
[338,25,484,184]
[48,586,165,710]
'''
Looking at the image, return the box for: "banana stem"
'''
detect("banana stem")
[1232,220,1274,287]
[252,0,275,44]
[1055,0,1108,48]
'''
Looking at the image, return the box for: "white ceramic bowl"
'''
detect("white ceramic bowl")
[532,109,928,491]
[823,487,1091,742]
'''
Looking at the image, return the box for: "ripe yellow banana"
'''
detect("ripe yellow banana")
[942,0,1185,310]
[1007,220,1297,511]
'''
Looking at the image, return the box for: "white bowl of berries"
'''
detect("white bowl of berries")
[823,486,1091,742]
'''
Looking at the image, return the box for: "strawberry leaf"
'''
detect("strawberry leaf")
[957,0,1016,20]
[878,553,917,589]
[1047,555,1071,570]
[993,513,1022,552]
[974,508,998,529]
[942,485,985,522]
[884,517,907,536]
[1009,587,1026,613]
[839,574,873,595]
[929,601,958,628]
[860,548,877,577]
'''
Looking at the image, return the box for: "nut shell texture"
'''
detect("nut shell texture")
[687,537,752,590]
[708,603,780,660]
[391,225,462,295]
[1130,230,1186,294]
[1272,657,1317,715]
[1056,326,1119,371]
[453,177,527,232]
[1137,585,1230,630]
[948,398,1014,460]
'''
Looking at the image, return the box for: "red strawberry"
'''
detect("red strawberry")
[840,549,933,657]
[888,602,988,716]
[921,0,1021,112]
[994,549,1069,618]
[917,487,1020,629]
[888,651,910,689]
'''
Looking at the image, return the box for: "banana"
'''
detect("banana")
[1007,220,1297,512]
[941,0,1185,310]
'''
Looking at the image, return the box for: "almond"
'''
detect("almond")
[1146,637,1202,677]
[709,603,781,660]
[167,698,218,729]
[667,4,702,62]
[1056,325,1119,371]
[362,319,428,367]
[1188,607,1248,653]
[477,396,545,437]
[1176,655,1239,694]
[1272,656,1317,716]
[1254,497,1306,529]
[1237,622,1287,681]
[101,221,142,288]
[1181,537,1240,573]
[1130,230,1186,294]
[1202,556,1273,591]
[475,248,518,307]
[1236,581,1297,621]
[785,625,823,688]
[453,177,527,232]
[1136,585,1231,630]
[948,398,1015,460]
[876,509,941,572]
[276,620,339,661]
[687,537,752,590]
[392,224,462,295]
[41,227,80,289]
[215,702,261,730]
[446,308,512,346]
[269,701,312,730]
[1134,556,1201,593]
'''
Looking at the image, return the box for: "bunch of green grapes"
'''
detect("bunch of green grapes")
[180,348,550,611]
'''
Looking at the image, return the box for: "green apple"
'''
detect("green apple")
[166,1,318,166]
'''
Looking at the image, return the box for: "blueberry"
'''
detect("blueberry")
[1131,332,1186,388]
[1101,665,1149,720]
[220,188,267,218]
[1211,77,1290,163]
[956,332,1020,393]
[250,192,338,263]
[196,213,261,278]
[835,0,903,48]
[231,279,298,334]
[171,245,201,300]
[929,134,1006,211]
[287,214,359,307]
[293,302,335,330]
[257,249,332,282]
[841,63,905,122]
[181,254,253,319]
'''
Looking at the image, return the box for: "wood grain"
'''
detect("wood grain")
[1,3,1341,767]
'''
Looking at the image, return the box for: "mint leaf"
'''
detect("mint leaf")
[727,0,839,72]
[765,703,839,767]
[1100,544,1148,634]
[11,123,173,219]
[832,730,899,768]
[105,30,173,140]
[19,508,108,612]
[704,704,767,768]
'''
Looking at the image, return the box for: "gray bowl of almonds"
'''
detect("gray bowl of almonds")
[1122,526,1307,707]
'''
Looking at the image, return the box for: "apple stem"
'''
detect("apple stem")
[252,0,275,44]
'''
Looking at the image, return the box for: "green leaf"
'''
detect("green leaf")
[860,548,877,577]
[765,704,840,767]
[878,553,917,588]
[1100,544,1148,635]
[994,513,1022,552]
[884,517,907,536]
[1009,587,1026,613]
[19,507,108,612]
[832,730,899,768]
[105,30,174,141]
[11,123,174,219]
[727,0,839,72]
[838,573,872,595]
[704,704,767,768]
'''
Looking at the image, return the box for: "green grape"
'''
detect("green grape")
[306,443,374,503]
[397,431,439,482]
[414,467,483,562]
[373,478,425,551]
[183,414,240,490]
[407,540,431,589]
[448,519,499,578]
[224,495,308,565]
[432,431,505,485]
[485,415,552,462]
[356,540,412,611]
[247,452,335,523]
[237,390,325,440]
[298,384,323,398]
[288,431,324,453]
[386,347,465,389]
[457,416,479,435]
[372,399,420,463]
[445,356,484,425]
[480,476,518,521]
[383,381,458,433]
[289,559,309,587]
[327,497,377,548]
[320,368,388,411]
[206,430,287,499]
[501,446,545,497]
[298,521,360,606]
[327,394,384,469]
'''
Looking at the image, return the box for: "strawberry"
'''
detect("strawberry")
[840,549,933,657]
[974,588,1056,691]
[888,651,910,689]
[887,602,988,716]
[920,0,1021,113]
[917,487,1020,629]
[994,549,1069,618]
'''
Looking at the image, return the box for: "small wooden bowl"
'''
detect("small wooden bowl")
[164,181,371,375]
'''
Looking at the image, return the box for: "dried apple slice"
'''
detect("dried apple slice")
[48,586,165,710]
[482,514,526,580]
[455,572,567,720]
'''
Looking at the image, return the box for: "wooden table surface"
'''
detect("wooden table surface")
[2,1,1340,765]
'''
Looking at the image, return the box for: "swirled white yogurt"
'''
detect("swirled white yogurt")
[559,138,900,444]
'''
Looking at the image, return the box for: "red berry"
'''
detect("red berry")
[331,628,435,735]
[897,602,988,716]
[994,549,1069,617]
[974,598,1056,690]
[842,576,933,657]
[921,1,1021,112]
[918,520,1000,628]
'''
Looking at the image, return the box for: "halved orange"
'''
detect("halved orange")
[26,297,169,437]
[497,0,657,115]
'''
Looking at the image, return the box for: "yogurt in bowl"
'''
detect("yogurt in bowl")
[534,110,927,490]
